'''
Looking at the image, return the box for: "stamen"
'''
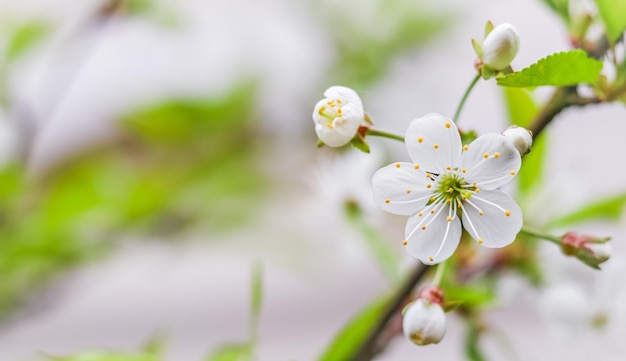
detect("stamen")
[505,210,511,216]
[418,137,424,143]
[510,170,516,175]
[427,184,432,189]
[385,199,390,203]
[463,145,469,151]
[395,163,401,168]
[337,108,343,117]
[445,122,451,128]
[421,225,427,230]
[478,238,483,244]
[464,198,484,216]
[494,152,500,158]
[446,216,452,222]
[426,173,431,179]
[448,188,454,193]
[429,256,434,262]
[414,164,420,169]
[432,203,456,261]
[483,153,489,159]
[403,240,408,246]
[407,189,411,194]
[472,194,508,213]
[462,168,467,173]
[433,144,439,149]
[462,208,483,245]
[418,212,423,217]
[446,166,451,171]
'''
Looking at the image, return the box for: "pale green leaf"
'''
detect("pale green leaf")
[318,296,388,361]
[547,193,626,228]
[206,344,251,361]
[497,50,603,87]
[594,0,626,43]
[6,21,50,62]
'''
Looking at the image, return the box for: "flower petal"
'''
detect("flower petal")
[332,103,363,137]
[461,133,521,190]
[315,124,352,147]
[324,85,363,107]
[404,204,462,264]
[461,189,522,248]
[405,113,462,175]
[372,162,434,215]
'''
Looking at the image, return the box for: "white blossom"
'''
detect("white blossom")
[312,86,364,147]
[372,113,522,264]
[503,125,533,155]
[482,23,520,70]
[402,299,446,346]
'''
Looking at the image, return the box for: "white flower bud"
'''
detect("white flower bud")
[312,86,364,147]
[503,125,532,155]
[402,299,446,346]
[586,242,612,264]
[482,23,520,70]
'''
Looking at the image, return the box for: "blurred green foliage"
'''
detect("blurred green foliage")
[0,82,266,319]
[313,0,447,88]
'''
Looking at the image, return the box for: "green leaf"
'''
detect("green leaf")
[502,88,537,128]
[350,135,370,153]
[6,21,50,62]
[497,50,603,87]
[594,0,626,43]
[539,0,571,22]
[44,351,162,361]
[250,262,263,341]
[318,296,389,361]
[206,344,251,361]
[547,193,626,228]
[444,285,494,308]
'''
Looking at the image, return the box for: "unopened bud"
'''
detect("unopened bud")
[481,23,520,71]
[503,125,532,155]
[561,232,611,269]
[402,288,446,346]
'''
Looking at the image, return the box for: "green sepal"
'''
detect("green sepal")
[442,300,464,312]
[481,65,495,80]
[471,38,483,58]
[364,112,374,125]
[460,129,478,145]
[350,134,370,153]
[316,140,325,148]
[484,20,494,38]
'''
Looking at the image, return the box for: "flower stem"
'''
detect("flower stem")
[432,261,446,286]
[453,74,481,123]
[519,228,561,246]
[366,128,405,142]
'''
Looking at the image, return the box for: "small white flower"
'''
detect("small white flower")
[372,113,523,264]
[503,125,533,155]
[312,86,364,147]
[402,299,446,346]
[481,23,520,70]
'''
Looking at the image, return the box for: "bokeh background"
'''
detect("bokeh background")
[0,0,625,360]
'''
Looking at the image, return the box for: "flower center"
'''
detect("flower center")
[432,171,473,205]
[318,99,343,128]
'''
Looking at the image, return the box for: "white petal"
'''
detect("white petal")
[404,204,462,264]
[482,23,520,70]
[315,124,352,147]
[461,133,521,190]
[332,103,363,137]
[405,113,462,175]
[403,299,446,345]
[324,85,363,107]
[462,190,522,248]
[372,162,434,215]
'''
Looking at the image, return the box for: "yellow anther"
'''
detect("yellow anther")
[337,108,343,117]
[479,211,484,216]
[319,106,326,114]
[494,152,500,158]
[472,181,477,186]
[427,184,432,189]
[418,212,423,217]
[448,188,454,193]
[418,137,424,143]
[510,170,516,175]
[475,188,481,193]
[446,166,451,171]
[327,123,333,128]
[434,144,439,149]
[445,122,451,128]
[426,173,431,178]
[458,202,463,208]
[403,240,408,246]
[446,216,452,222]
[462,168,467,173]
[406,189,411,194]
[385,199,390,203]
[478,238,483,244]
[446,199,451,204]
[463,145,469,151]
[414,164,420,169]
[483,153,489,159]
[429,256,434,262]
[336,99,342,104]
[422,225,427,230]
[395,163,401,168]
[430,197,436,202]
[327,100,335,107]
[505,210,511,216]
[430,210,435,214]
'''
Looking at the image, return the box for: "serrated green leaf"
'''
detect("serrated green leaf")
[318,296,388,361]
[497,50,603,87]
[547,193,626,228]
[206,344,251,361]
[594,0,626,43]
